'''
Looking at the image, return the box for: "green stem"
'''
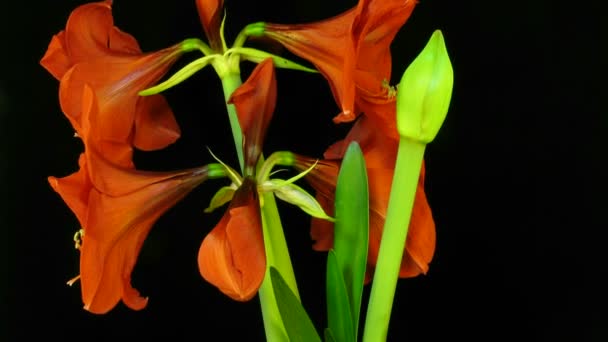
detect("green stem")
[363,138,426,342]
[219,74,298,342]
[259,191,298,341]
[220,73,245,171]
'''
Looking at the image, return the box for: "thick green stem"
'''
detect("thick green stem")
[219,74,298,342]
[363,138,426,342]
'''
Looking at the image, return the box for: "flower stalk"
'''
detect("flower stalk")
[219,73,298,342]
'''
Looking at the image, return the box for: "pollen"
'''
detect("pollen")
[382,79,397,99]
[73,229,84,250]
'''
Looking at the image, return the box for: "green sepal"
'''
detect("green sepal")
[139,55,219,96]
[180,38,212,55]
[243,22,266,38]
[333,142,369,340]
[228,47,318,73]
[204,185,236,213]
[266,180,334,221]
[327,250,355,342]
[269,267,321,342]
[396,30,453,143]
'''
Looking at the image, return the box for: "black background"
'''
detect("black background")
[1,0,605,341]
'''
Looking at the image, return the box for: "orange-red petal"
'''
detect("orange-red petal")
[79,152,209,313]
[198,179,266,301]
[229,59,277,174]
[48,154,92,227]
[195,0,224,51]
[44,0,182,156]
[40,32,71,80]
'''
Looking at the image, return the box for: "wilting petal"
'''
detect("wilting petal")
[195,0,224,51]
[198,178,266,301]
[229,59,277,175]
[79,152,210,314]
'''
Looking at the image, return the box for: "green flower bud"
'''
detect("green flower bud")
[396,30,453,143]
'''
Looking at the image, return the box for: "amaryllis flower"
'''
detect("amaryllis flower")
[295,115,435,280]
[261,0,415,125]
[198,59,276,300]
[40,0,184,158]
[49,85,221,314]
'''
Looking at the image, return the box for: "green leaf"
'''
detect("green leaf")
[270,267,321,342]
[333,141,369,340]
[326,250,355,342]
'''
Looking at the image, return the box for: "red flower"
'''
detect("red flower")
[296,115,435,280]
[49,86,212,313]
[197,59,276,300]
[40,0,183,159]
[263,0,415,127]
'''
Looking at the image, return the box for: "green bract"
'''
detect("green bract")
[396,30,453,143]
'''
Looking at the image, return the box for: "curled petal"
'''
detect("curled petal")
[198,178,266,301]
[40,32,70,80]
[48,154,92,227]
[63,0,141,62]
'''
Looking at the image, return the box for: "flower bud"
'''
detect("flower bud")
[397,30,453,143]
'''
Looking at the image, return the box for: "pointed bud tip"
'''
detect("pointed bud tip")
[396,29,453,143]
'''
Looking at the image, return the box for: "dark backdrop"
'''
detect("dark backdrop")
[1,0,604,341]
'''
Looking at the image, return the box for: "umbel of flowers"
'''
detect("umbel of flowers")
[42,0,452,340]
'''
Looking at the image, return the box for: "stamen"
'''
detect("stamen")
[66,275,80,286]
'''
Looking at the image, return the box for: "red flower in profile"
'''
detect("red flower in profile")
[49,85,214,314]
[197,59,276,300]
[40,0,183,160]
[296,115,435,280]
[263,0,415,126]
